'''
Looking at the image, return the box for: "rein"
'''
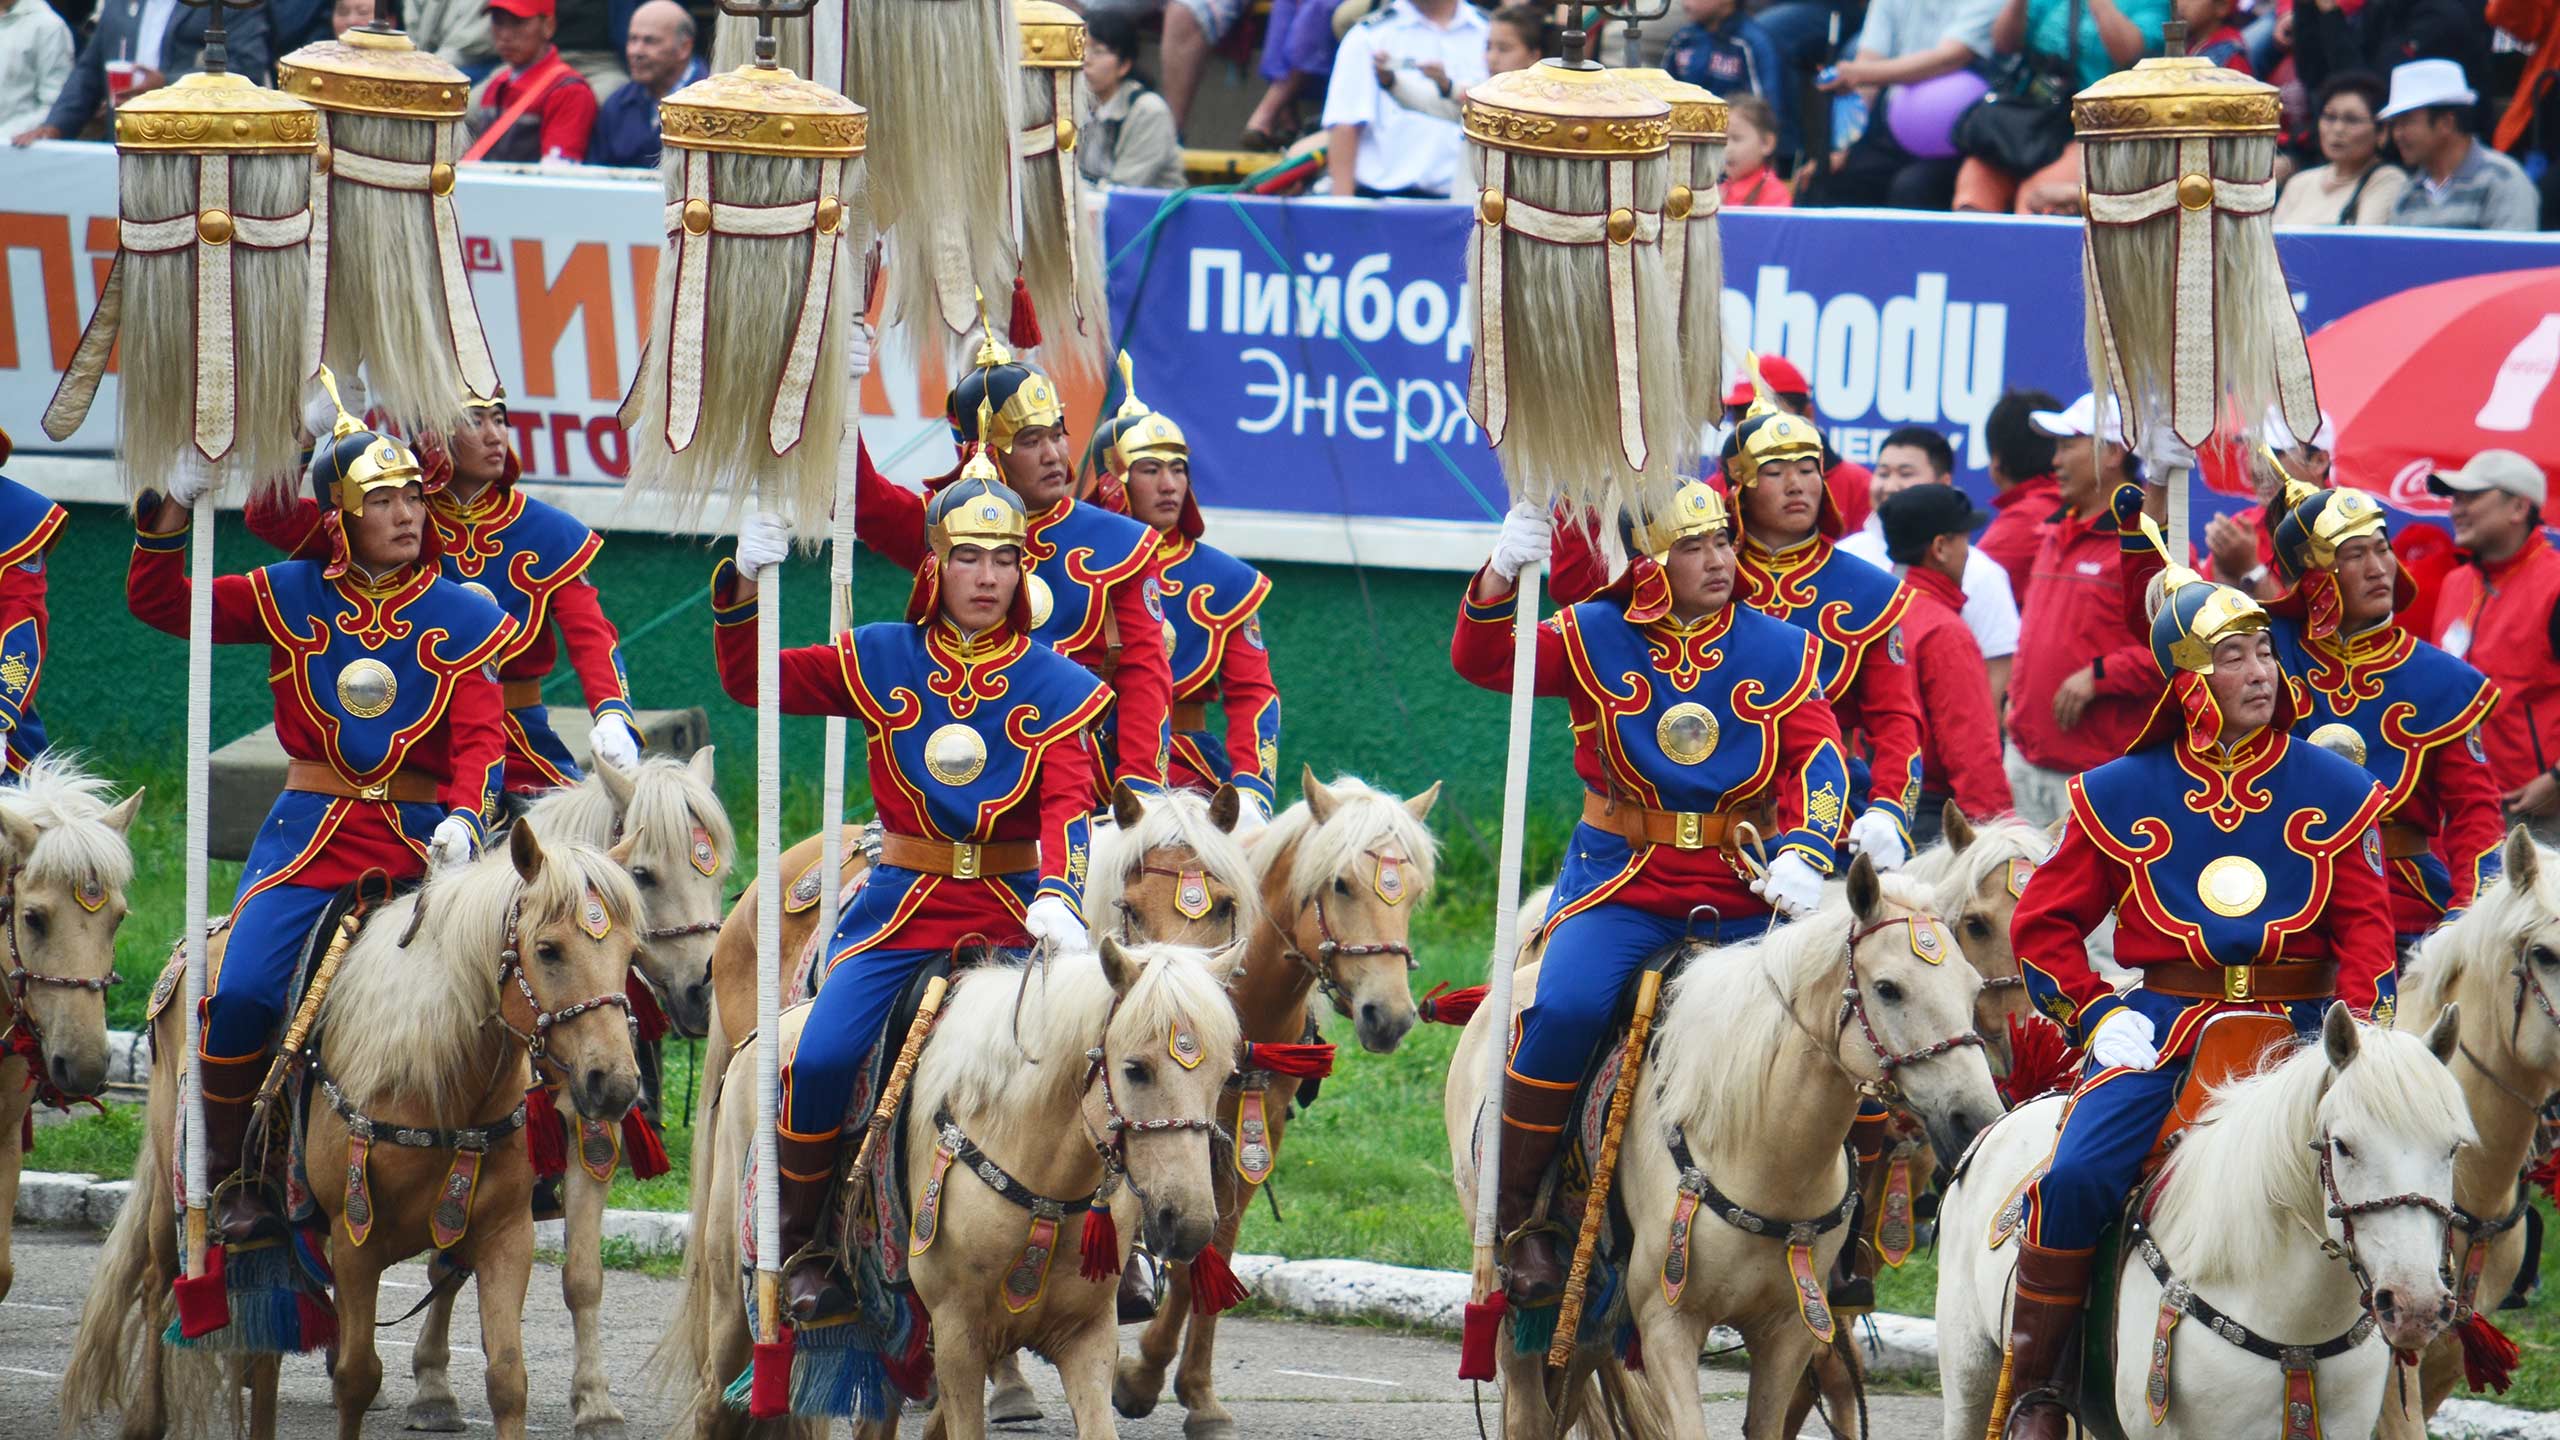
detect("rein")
[1838,915,1984,1104]
[1266,849,1417,1017]
[0,863,122,1113]
[2308,1134,2458,1322]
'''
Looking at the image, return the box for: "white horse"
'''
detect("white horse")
[2378,826,2560,1438]
[1938,1006,2474,1440]
[1446,857,2004,1440]
[404,749,733,1440]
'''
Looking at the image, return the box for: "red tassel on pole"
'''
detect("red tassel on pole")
[1008,275,1042,349]
[1079,1205,1121,1283]
[622,1109,673,1180]
[2458,1312,2522,1394]
[1187,1243,1250,1316]
[1241,1041,1336,1079]
[173,1243,231,1339]
[1459,1292,1507,1380]
[749,1329,795,1419]
[1420,983,1488,1027]
[524,1084,567,1180]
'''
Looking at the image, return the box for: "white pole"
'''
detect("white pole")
[180,484,214,1277]
[1468,558,1540,1291]
[2165,456,2191,568]
[818,332,863,991]
[752,506,784,1339]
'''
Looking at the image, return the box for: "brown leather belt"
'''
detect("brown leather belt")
[2380,824,2432,860]
[875,832,1038,880]
[1580,792,1771,852]
[283,760,441,804]
[501,679,545,710]
[2144,960,2338,1004]
[1170,701,1209,731]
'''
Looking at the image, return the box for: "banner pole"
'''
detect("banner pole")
[180,492,214,1281]
[1469,557,1539,1292]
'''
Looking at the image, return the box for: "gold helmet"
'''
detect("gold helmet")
[2268,476,2386,580]
[462,382,507,422]
[306,365,422,518]
[929,400,1031,560]
[1627,478,1730,562]
[948,293,1064,455]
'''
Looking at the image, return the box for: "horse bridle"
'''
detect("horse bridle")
[0,863,122,1077]
[1112,861,1240,950]
[491,894,632,1065]
[1078,988,1233,1225]
[1269,851,1417,1017]
[2308,1132,2460,1332]
[1838,915,1985,1105]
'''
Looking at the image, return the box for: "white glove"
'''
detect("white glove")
[303,372,367,440]
[1846,809,1908,871]
[736,510,791,574]
[427,815,479,869]
[166,456,216,509]
[1025,895,1088,955]
[1489,501,1552,582]
[1750,851,1825,919]
[847,320,875,381]
[2137,429,2195,480]
[2088,1008,2160,1072]
[590,713,641,770]
[1232,790,1273,840]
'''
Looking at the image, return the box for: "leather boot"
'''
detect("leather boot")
[1997,1240,2094,1440]
[1117,1249,1163,1324]
[778,1129,852,1322]
[1494,1073,1578,1309]
[202,1051,284,1246]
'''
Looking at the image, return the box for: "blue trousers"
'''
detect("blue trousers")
[205,881,337,1058]
[1511,899,1772,1085]
[782,943,1030,1136]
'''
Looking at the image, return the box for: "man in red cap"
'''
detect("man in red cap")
[1722,353,1872,535]
[465,0,596,164]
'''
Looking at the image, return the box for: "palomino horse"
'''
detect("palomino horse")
[659,937,1241,1440]
[0,754,141,1303]
[1446,857,2002,1440]
[1113,768,1440,1440]
[1939,1007,2473,1440]
[2379,827,2560,1439]
[403,749,733,1439]
[60,823,644,1440]
[1902,803,2056,1076]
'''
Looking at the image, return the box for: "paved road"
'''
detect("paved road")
[9,1230,1946,1437]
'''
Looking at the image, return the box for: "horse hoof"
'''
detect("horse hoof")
[572,1416,629,1440]
[1183,1415,1237,1440]
[1112,1364,1162,1420]
[989,1378,1043,1425]
[403,1397,467,1432]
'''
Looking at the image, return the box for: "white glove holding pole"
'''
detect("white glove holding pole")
[1489,501,1552,582]
[736,509,791,575]
[1751,851,1826,919]
[590,713,641,770]
[1846,809,1908,871]
[2088,1008,2160,1071]
[1025,895,1089,955]
[165,456,216,509]
[427,816,479,869]
[303,372,366,440]
[847,320,875,381]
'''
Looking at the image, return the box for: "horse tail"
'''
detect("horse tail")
[650,1022,741,1416]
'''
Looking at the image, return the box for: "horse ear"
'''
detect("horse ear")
[1207,784,1242,833]
[1942,800,1973,852]
[511,819,546,883]
[2422,1003,2460,1065]
[689,745,717,785]
[1302,766,1338,823]
[1846,852,1881,924]
[608,832,639,867]
[1405,781,1443,822]
[0,808,35,864]
[598,758,637,811]
[104,788,145,835]
[1112,780,1147,832]
[1098,936,1139,996]
[2505,825,2540,890]
[2322,1002,2359,1071]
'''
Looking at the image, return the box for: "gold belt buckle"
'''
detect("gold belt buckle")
[951,842,981,880]
[360,780,390,801]
[1673,811,1705,850]
[2223,964,2254,1002]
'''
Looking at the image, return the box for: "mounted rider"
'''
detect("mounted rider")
[1452,479,1849,1314]
[715,451,1108,1323]
[0,427,66,779]
[126,382,514,1246]
[1083,358,1281,826]
[248,381,642,799]
[853,325,1173,800]
[1998,518,2396,1440]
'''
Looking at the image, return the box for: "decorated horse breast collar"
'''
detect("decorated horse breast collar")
[2126,1211,2377,1439]
[913,1104,1095,1315]
[315,1062,529,1253]
[1661,1125,1858,1345]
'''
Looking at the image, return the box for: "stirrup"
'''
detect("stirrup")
[2001,1384,2076,1440]
[781,1241,855,1323]
[1498,1220,1570,1298]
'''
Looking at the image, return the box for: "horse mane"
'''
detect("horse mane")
[0,752,134,896]
[625,756,736,874]
[1087,790,1262,940]
[320,839,644,1117]
[521,774,620,850]
[2151,1027,2475,1286]
[1649,873,1938,1149]
[914,942,1242,1125]
[2400,839,2560,1030]
[1259,775,1440,909]
[1904,816,2054,915]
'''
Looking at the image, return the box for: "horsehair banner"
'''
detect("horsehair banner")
[2,140,2550,553]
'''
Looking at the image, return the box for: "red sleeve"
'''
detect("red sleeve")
[1215,614,1279,786]
[0,548,50,722]
[2429,725,2506,911]
[1915,624,2014,820]
[1038,730,1100,887]
[245,490,330,559]
[2330,802,2398,1018]
[125,521,268,644]
[1449,571,1569,696]
[1546,506,1613,606]
[1847,630,1926,825]
[547,578,631,714]
[1104,559,1172,785]
[853,438,929,573]
[2014,799,2129,1044]
[709,561,859,714]
[540,77,598,161]
[438,660,508,816]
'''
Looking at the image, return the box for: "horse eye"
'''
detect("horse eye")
[536,941,564,965]
[1332,878,1351,896]
[1963,914,1992,941]
[2533,944,2558,970]
[1873,978,1904,1004]
[1122,1060,1151,1085]
[1211,898,1235,918]
[21,909,45,937]
[2333,1138,2356,1161]
[631,866,656,889]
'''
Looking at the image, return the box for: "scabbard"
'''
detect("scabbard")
[1548,968,1664,1370]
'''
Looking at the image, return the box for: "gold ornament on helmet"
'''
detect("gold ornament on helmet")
[1628,478,1729,561]
[310,364,424,517]
[2276,476,2385,572]
[2136,513,2268,675]
[955,288,1065,455]
[928,400,1031,559]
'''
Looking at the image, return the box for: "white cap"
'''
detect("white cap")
[2429,449,2548,506]
[2030,393,2127,446]
[2379,58,2478,120]
[2264,405,2337,453]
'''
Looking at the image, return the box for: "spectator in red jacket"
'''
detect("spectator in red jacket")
[465,0,596,163]
[1880,483,2015,839]
[2001,392,2160,828]
[1724,353,1872,533]
[1976,389,2064,610]
[2428,449,2560,841]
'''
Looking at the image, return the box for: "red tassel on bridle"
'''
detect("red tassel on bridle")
[1079,1204,1121,1283]
[1188,1243,1250,1315]
[524,1083,567,1180]
[621,1108,672,1180]
[2457,1312,2522,1394]
[1458,1291,1507,1380]
[2525,1151,2560,1208]
[1240,1041,1336,1078]
[1420,982,1487,1027]
[624,973,669,1044]
[1008,276,1042,349]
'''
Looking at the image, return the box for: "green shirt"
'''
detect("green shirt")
[2025,0,2166,91]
